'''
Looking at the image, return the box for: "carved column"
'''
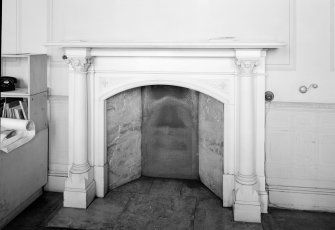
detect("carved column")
[233,50,262,223]
[63,52,96,209]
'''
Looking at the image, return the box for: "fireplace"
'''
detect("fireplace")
[47,41,285,223]
[106,85,225,199]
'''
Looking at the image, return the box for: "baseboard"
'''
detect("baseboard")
[0,188,43,229]
[268,185,335,212]
[44,173,67,192]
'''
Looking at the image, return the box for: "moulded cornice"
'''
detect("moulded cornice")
[46,41,286,49]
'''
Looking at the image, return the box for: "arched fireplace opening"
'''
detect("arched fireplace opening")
[106,85,224,199]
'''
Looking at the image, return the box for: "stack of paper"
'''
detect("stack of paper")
[0,118,35,153]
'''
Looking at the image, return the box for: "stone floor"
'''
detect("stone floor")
[4,177,335,230]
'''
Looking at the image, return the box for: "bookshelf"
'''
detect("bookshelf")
[1,54,47,132]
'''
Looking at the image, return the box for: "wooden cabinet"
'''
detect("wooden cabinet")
[0,54,48,227]
[1,54,47,132]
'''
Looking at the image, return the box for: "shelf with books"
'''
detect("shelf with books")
[1,53,48,132]
[1,97,28,120]
[0,93,47,132]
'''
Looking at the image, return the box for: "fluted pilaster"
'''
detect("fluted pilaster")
[63,51,96,209]
[233,50,262,223]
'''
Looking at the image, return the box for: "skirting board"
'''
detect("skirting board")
[0,188,42,229]
[44,174,67,192]
[268,186,335,212]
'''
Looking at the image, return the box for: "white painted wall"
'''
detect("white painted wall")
[2,0,335,211]
[2,0,48,54]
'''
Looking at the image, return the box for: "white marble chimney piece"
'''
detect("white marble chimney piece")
[48,41,285,222]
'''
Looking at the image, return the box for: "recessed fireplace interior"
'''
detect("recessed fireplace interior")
[106,85,224,199]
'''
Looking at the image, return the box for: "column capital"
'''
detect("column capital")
[235,59,259,76]
[65,56,92,73]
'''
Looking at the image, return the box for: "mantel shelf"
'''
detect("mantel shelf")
[45,41,286,49]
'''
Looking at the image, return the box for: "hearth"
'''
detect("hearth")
[46,41,285,222]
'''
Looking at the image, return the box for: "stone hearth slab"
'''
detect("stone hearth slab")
[149,178,185,197]
[46,178,264,230]
[111,177,153,194]
[180,180,217,199]
[114,194,196,230]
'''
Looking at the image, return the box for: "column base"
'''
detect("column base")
[233,184,261,223]
[64,167,96,209]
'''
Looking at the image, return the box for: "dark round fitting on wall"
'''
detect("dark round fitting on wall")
[62,55,68,60]
[265,91,274,102]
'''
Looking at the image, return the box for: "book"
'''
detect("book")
[19,100,28,120]
[14,108,20,119]
[9,107,14,118]
[11,105,24,120]
[6,106,12,118]
[7,100,21,109]
[14,108,24,119]
[1,103,4,117]
[2,102,6,117]
[18,109,25,119]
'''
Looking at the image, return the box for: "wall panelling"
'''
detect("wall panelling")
[266,102,335,211]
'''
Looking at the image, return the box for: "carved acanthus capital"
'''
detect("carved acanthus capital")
[65,56,92,73]
[236,59,259,76]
